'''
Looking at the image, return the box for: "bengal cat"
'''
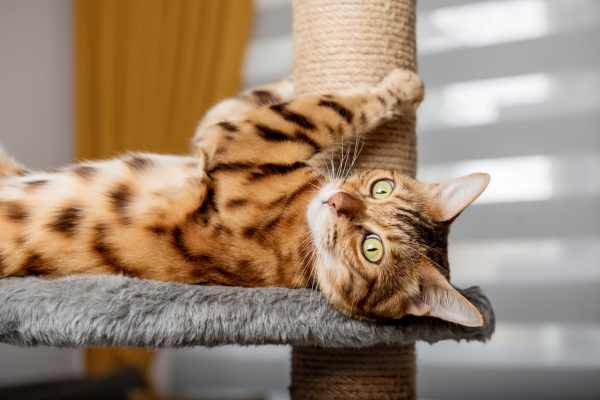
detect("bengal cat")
[0,69,489,327]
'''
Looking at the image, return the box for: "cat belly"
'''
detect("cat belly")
[0,154,207,279]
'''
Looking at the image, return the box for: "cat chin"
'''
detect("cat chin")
[306,181,340,254]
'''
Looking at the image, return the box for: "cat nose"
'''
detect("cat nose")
[326,192,363,218]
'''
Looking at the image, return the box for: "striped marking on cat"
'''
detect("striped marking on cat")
[71,165,96,180]
[147,225,169,236]
[235,259,268,286]
[394,210,436,244]
[24,179,48,190]
[225,198,248,209]
[318,99,354,124]
[340,271,355,302]
[92,223,136,275]
[213,223,233,236]
[248,162,309,181]
[293,131,321,152]
[3,201,28,222]
[0,254,7,275]
[251,90,280,106]
[208,162,253,173]
[242,226,264,241]
[354,278,377,312]
[239,178,314,244]
[218,121,239,132]
[386,88,399,101]
[125,154,153,171]
[209,161,309,181]
[189,185,216,225]
[392,206,450,277]
[254,124,321,153]
[267,177,320,209]
[255,123,289,142]
[359,112,368,126]
[172,225,238,284]
[269,103,316,130]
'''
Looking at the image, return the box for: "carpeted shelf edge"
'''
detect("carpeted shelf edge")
[0,275,494,348]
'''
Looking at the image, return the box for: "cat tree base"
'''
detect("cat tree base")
[291,345,416,400]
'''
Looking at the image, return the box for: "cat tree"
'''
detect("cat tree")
[0,1,493,399]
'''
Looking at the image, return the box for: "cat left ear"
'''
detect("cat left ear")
[426,173,490,222]
[406,261,484,327]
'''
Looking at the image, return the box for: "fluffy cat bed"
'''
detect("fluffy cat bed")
[0,275,494,348]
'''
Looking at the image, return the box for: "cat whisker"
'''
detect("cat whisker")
[347,136,365,176]
[299,234,319,301]
[339,135,345,180]
[330,154,337,181]
[344,139,356,178]
[341,148,353,180]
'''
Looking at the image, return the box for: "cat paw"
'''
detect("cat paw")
[378,68,425,112]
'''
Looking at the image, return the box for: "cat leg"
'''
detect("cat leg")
[196,68,423,169]
[193,78,294,143]
[303,68,424,144]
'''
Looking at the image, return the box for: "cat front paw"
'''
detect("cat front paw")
[378,68,425,112]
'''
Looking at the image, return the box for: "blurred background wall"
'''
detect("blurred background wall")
[0,0,599,399]
[0,0,72,169]
[0,0,82,386]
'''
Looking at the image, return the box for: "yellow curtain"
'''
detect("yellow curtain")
[75,0,253,159]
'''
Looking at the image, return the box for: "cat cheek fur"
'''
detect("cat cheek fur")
[311,222,374,316]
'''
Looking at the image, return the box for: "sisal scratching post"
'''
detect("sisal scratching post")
[293,0,417,175]
[291,0,419,399]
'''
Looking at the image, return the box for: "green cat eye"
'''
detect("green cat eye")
[361,234,384,263]
[371,179,394,199]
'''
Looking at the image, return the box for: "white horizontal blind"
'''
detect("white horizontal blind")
[413,1,600,399]
[170,1,600,399]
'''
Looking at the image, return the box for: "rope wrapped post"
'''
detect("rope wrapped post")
[292,0,419,399]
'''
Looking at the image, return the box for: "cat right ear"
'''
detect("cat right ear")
[425,173,490,222]
[406,260,484,327]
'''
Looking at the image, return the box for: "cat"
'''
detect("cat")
[0,69,489,327]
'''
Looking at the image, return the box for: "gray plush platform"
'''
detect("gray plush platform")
[0,275,494,348]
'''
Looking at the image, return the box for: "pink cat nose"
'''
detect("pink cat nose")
[326,192,363,217]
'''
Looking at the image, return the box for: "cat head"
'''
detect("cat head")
[307,169,490,327]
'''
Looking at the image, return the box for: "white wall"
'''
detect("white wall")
[0,0,82,386]
[0,0,73,169]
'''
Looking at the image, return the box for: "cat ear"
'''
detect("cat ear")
[426,173,490,222]
[406,261,484,327]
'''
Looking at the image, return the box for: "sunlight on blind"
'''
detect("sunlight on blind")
[450,238,600,285]
[421,154,600,203]
[420,0,550,53]
[425,74,553,127]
